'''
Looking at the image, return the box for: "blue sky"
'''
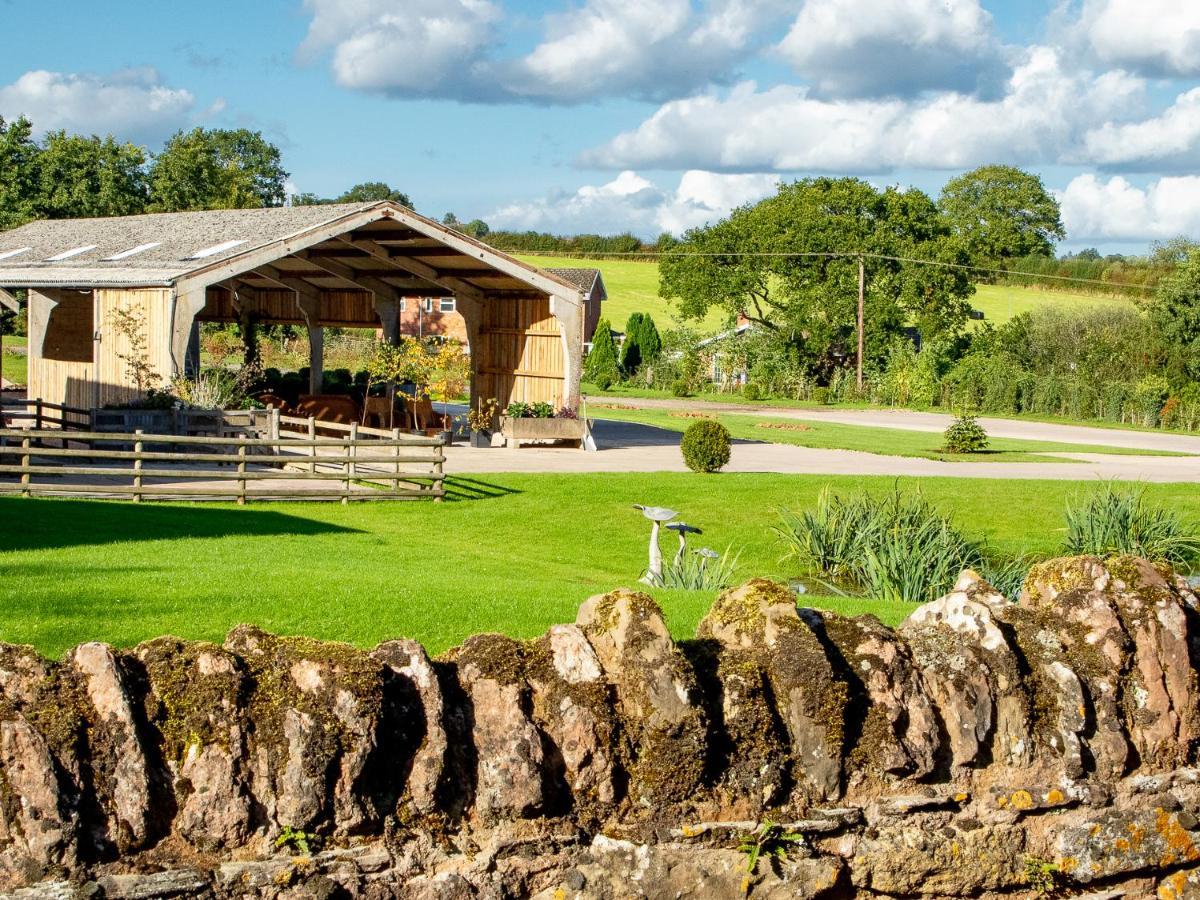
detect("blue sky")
[1,0,1199,253]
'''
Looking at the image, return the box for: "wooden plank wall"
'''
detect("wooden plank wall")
[93,288,175,407]
[27,289,94,410]
[475,296,564,408]
[199,288,379,327]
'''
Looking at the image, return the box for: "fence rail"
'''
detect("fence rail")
[0,427,445,503]
[0,398,90,430]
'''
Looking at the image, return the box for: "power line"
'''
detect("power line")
[511,248,1155,293]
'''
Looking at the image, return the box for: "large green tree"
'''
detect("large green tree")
[0,116,40,229]
[938,165,1065,264]
[36,131,147,219]
[660,177,974,375]
[148,128,288,211]
[1147,247,1200,382]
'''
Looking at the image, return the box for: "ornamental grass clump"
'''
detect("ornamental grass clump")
[681,419,731,473]
[1064,483,1200,568]
[659,545,742,590]
[943,414,989,453]
[776,487,991,603]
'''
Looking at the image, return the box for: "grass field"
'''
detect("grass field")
[518,255,1138,334]
[587,406,1186,462]
[1,333,26,385]
[3,474,1197,660]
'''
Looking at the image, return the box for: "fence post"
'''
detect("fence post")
[341,435,351,505]
[392,428,402,494]
[433,435,444,503]
[270,407,280,442]
[34,399,43,430]
[348,422,358,482]
[237,441,247,506]
[133,429,144,503]
[308,416,317,474]
[19,435,31,497]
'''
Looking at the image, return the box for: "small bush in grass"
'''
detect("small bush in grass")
[593,372,614,391]
[672,378,692,398]
[743,382,762,401]
[776,487,997,603]
[812,386,830,405]
[681,419,731,473]
[943,414,989,453]
[1064,484,1200,567]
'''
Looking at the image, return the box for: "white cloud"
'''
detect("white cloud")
[1072,0,1200,76]
[582,47,1150,172]
[1083,87,1200,170]
[0,69,197,144]
[488,170,779,236]
[298,0,791,103]
[777,0,1006,97]
[1059,174,1200,242]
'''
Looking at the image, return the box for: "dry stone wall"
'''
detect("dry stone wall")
[3,556,1200,898]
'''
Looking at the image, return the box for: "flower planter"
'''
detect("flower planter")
[499,415,593,449]
[469,430,492,448]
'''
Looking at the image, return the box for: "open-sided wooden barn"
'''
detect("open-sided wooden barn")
[0,201,593,416]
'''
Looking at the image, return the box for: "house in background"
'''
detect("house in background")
[396,267,606,348]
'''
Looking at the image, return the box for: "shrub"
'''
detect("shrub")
[812,386,830,405]
[585,318,621,386]
[943,414,989,453]
[1064,484,1200,568]
[506,401,530,418]
[530,401,554,418]
[681,419,731,473]
[593,372,614,391]
[743,382,762,401]
[776,488,991,603]
[659,545,742,590]
[672,378,692,398]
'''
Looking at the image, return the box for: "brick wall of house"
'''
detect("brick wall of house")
[397,297,469,342]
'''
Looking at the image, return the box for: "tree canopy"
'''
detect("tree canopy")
[937,165,1065,264]
[148,128,288,212]
[296,182,414,208]
[659,177,974,377]
[1147,247,1200,382]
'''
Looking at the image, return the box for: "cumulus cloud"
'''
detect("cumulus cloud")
[488,170,780,237]
[1071,0,1200,77]
[583,48,1147,172]
[1082,87,1200,171]
[297,0,791,103]
[777,0,1007,98]
[1059,173,1200,242]
[0,68,198,144]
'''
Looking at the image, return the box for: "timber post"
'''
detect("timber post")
[133,429,144,503]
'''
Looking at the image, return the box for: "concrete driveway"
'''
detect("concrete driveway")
[444,415,1200,481]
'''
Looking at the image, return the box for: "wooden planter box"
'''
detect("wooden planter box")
[499,416,592,449]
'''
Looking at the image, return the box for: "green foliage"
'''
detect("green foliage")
[531,401,554,418]
[660,545,742,590]
[0,116,39,229]
[938,165,1065,263]
[621,311,663,375]
[296,181,413,209]
[485,230,646,255]
[776,488,992,603]
[1064,484,1200,568]
[584,318,621,386]
[275,825,317,856]
[742,382,762,401]
[680,419,731,473]
[811,386,830,405]
[671,378,692,397]
[35,131,147,218]
[1147,247,1200,382]
[942,414,989,453]
[1023,857,1066,895]
[149,128,288,211]
[659,177,975,380]
[736,821,806,894]
[506,401,530,418]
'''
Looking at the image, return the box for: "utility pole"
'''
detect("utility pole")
[856,256,865,391]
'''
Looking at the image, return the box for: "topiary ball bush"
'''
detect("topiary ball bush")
[812,386,830,405]
[743,382,762,401]
[943,414,989,453]
[681,419,732,473]
[671,379,692,398]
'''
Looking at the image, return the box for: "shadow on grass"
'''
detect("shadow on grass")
[0,496,360,553]
[442,476,524,502]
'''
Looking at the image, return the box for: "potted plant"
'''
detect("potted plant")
[428,342,469,444]
[467,397,499,447]
[498,402,593,448]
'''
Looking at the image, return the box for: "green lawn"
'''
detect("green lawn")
[972,283,1137,324]
[1,350,26,386]
[3,474,1198,660]
[588,406,1188,462]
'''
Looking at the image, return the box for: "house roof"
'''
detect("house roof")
[0,202,584,303]
[543,267,606,300]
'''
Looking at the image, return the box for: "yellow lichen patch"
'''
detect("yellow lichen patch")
[1159,871,1189,899]
[554,889,567,900]
[1009,790,1034,810]
[954,792,969,803]
[1045,789,1066,805]
[997,795,1009,808]
[1156,808,1200,863]
[1059,857,1078,874]
[680,824,701,837]
[1114,838,1130,852]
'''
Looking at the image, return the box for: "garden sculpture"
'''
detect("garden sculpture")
[665,522,702,566]
[633,505,678,586]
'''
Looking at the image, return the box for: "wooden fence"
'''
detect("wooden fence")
[0,398,90,430]
[0,427,445,503]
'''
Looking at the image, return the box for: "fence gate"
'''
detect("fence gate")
[475,297,564,409]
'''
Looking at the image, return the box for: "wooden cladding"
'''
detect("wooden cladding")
[199,288,380,327]
[474,297,565,408]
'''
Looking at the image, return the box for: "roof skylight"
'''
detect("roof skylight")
[102,242,161,261]
[46,245,98,262]
[0,247,31,261]
[186,239,247,260]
